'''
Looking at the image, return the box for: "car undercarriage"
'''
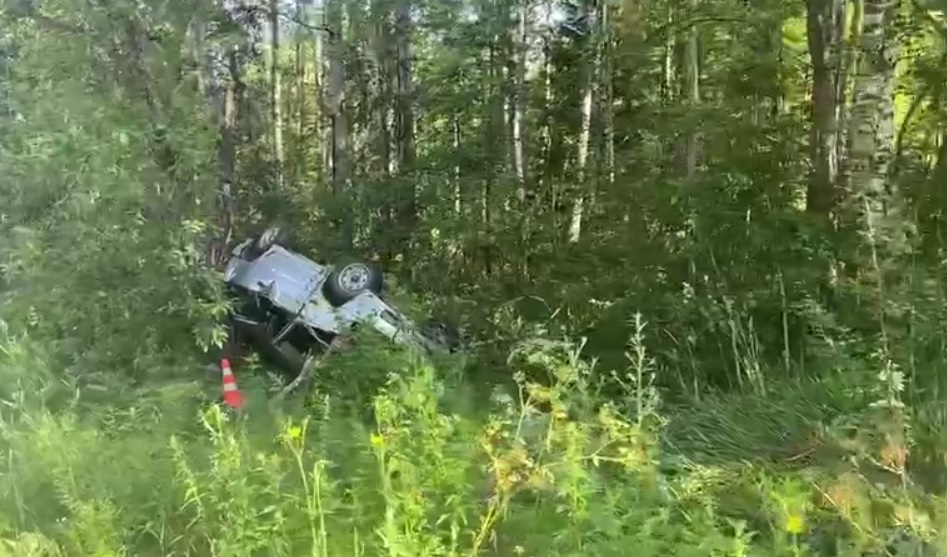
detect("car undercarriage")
[219,226,461,376]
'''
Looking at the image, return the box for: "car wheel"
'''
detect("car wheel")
[257,225,285,250]
[323,259,384,306]
[245,225,289,259]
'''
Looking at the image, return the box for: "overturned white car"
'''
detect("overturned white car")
[222,225,461,372]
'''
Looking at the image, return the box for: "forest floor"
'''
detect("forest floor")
[2,324,946,557]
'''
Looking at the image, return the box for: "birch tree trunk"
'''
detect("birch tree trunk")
[316,21,330,183]
[453,112,462,215]
[567,4,596,244]
[540,1,554,217]
[663,5,675,102]
[269,0,285,190]
[511,0,529,203]
[601,2,615,187]
[294,0,305,143]
[846,0,902,260]
[567,70,593,243]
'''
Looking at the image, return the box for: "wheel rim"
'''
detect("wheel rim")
[338,263,370,292]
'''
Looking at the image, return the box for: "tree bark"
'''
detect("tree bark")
[602,2,615,188]
[210,48,240,267]
[683,0,699,180]
[845,0,902,261]
[393,0,416,252]
[511,0,529,204]
[270,0,285,191]
[323,6,354,250]
[568,4,596,244]
[805,0,845,220]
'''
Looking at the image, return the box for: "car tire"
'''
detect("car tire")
[245,225,289,260]
[323,259,384,306]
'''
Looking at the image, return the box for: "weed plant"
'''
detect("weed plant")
[0,316,946,557]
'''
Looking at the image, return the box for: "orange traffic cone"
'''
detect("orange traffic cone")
[220,358,245,410]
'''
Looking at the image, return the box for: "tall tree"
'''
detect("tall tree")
[270,0,285,190]
[805,0,846,221]
[324,0,354,249]
[511,0,530,203]
[393,0,417,253]
[845,0,902,261]
[683,0,700,180]
[568,0,597,244]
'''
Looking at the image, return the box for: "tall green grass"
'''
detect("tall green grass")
[0,320,945,557]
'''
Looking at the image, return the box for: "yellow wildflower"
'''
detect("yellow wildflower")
[784,512,805,535]
[370,433,384,448]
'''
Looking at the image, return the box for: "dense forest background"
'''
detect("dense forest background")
[3,0,947,554]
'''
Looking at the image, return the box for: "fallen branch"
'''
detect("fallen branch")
[273,336,345,402]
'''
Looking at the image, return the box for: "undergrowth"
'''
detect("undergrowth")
[1,316,946,557]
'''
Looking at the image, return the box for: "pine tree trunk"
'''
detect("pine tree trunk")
[805,0,845,219]
[324,5,353,250]
[393,0,416,253]
[683,0,699,180]
[209,47,240,267]
[370,0,393,259]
